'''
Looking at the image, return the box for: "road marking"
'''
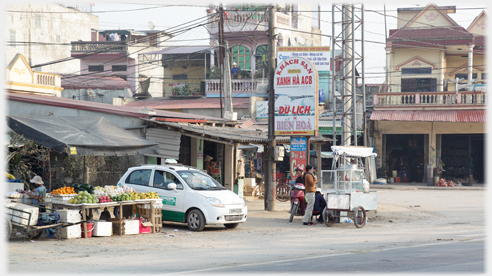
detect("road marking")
[168,238,484,274]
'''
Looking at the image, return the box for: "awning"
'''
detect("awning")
[7,116,159,156]
[370,110,486,123]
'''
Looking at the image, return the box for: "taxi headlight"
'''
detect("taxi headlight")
[207,197,225,208]
[239,198,246,207]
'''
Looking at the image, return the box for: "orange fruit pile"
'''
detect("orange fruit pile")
[51,186,76,195]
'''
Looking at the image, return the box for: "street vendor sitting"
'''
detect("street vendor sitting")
[313,187,327,222]
[26,175,47,206]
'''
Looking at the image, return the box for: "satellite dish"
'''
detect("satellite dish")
[87,88,95,98]
[296,36,305,46]
[147,21,155,30]
[289,37,297,47]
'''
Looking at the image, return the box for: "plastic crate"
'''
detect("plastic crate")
[136,219,152,234]
[60,225,81,239]
[51,194,76,204]
[57,210,81,223]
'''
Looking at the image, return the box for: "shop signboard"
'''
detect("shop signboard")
[277,47,330,74]
[274,56,319,136]
[255,101,268,120]
[290,137,307,175]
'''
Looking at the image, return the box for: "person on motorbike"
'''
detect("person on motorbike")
[302,165,317,226]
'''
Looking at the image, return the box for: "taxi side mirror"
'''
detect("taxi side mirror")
[168,183,178,193]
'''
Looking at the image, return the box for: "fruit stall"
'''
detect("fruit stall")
[48,184,162,239]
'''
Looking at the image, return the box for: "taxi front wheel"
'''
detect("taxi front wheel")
[187,209,205,231]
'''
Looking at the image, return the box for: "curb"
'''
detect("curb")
[370,184,485,191]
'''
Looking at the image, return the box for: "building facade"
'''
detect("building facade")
[6,4,99,74]
[370,5,486,184]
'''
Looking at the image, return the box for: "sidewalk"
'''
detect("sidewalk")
[369,182,486,191]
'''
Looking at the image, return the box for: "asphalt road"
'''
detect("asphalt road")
[7,188,487,274]
[172,238,484,274]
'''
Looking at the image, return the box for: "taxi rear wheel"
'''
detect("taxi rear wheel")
[187,209,205,231]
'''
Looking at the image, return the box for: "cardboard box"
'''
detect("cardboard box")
[60,225,81,239]
[58,210,81,223]
[93,221,112,236]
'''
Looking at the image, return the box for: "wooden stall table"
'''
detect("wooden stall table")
[51,199,159,238]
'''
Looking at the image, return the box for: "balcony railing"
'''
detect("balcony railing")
[209,11,271,33]
[205,78,268,96]
[71,41,128,54]
[374,91,487,108]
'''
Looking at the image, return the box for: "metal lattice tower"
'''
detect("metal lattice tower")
[331,4,366,147]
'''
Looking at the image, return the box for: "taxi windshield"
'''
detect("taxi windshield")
[177,171,226,190]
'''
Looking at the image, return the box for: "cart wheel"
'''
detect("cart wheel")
[252,184,264,199]
[289,204,297,222]
[27,230,43,240]
[6,218,12,240]
[353,206,366,228]
[324,211,336,227]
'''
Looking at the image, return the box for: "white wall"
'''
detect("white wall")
[6,4,99,74]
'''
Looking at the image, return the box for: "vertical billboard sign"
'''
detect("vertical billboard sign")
[274,57,319,136]
[290,137,307,177]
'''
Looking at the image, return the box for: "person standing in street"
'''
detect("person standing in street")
[302,165,317,226]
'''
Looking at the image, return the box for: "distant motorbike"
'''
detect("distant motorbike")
[289,183,306,222]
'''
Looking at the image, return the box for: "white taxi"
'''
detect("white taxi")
[117,164,247,231]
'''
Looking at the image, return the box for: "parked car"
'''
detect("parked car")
[117,164,247,231]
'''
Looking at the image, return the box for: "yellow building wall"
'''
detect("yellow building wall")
[390,48,442,92]
[163,62,208,96]
[445,55,486,89]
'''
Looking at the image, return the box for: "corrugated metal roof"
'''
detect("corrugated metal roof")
[370,110,486,123]
[7,92,226,122]
[61,75,130,90]
[124,97,251,109]
[144,120,331,145]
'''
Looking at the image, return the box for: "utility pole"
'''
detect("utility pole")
[218,4,224,118]
[266,5,276,211]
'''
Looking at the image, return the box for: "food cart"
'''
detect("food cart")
[321,146,377,228]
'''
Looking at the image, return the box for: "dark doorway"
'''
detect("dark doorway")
[385,134,425,182]
[441,134,484,183]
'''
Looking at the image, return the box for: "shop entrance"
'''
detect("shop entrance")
[440,134,484,183]
[385,134,425,182]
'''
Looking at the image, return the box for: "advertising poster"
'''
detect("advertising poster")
[255,101,268,120]
[274,56,319,136]
[290,137,307,175]
[257,152,262,171]
[211,162,221,184]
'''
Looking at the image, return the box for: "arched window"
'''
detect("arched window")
[230,45,251,70]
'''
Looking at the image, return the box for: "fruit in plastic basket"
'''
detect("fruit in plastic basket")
[51,186,76,195]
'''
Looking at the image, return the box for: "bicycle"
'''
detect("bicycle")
[251,176,290,202]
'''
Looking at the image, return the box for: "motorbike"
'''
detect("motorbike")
[289,183,306,222]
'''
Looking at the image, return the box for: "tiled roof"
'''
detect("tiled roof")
[124,97,251,109]
[388,27,473,43]
[61,75,130,90]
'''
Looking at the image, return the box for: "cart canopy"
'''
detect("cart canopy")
[7,116,159,156]
[331,146,377,158]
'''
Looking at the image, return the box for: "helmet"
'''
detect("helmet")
[294,184,305,190]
